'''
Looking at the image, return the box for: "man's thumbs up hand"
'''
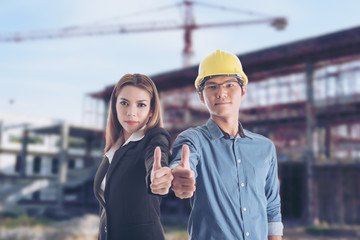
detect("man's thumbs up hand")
[150,146,173,195]
[172,144,196,199]
[179,143,190,169]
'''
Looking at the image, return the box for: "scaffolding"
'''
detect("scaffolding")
[89,26,360,225]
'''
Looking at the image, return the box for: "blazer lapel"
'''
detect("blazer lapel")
[94,156,110,206]
[104,142,135,189]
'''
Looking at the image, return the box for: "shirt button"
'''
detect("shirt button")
[243,207,247,211]
[237,159,241,163]
[104,226,107,232]
[246,232,250,236]
[241,183,245,187]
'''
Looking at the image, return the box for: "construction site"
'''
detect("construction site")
[90,25,360,227]
[1,1,360,239]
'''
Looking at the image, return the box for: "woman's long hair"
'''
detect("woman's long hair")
[104,73,163,153]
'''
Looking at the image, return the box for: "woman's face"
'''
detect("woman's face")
[116,85,152,140]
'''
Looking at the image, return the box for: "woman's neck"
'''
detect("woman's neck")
[122,131,130,143]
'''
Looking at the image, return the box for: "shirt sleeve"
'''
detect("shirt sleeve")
[268,222,284,236]
[266,142,284,236]
[170,129,201,178]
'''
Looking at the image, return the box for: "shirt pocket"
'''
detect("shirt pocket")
[247,159,270,196]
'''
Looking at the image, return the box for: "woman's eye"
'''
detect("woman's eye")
[138,103,146,107]
[120,101,128,106]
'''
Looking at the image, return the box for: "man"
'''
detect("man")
[170,49,283,239]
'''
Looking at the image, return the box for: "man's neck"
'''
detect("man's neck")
[211,115,239,137]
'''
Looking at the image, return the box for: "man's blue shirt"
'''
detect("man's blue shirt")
[170,118,283,240]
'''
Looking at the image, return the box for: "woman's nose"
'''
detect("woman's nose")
[127,105,136,116]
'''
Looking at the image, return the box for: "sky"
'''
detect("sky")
[0,0,359,127]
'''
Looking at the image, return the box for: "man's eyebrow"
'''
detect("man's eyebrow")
[205,79,237,84]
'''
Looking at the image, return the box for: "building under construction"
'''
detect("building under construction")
[0,114,103,217]
[91,26,360,225]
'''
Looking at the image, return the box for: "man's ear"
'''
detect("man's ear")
[198,91,205,104]
[241,85,246,98]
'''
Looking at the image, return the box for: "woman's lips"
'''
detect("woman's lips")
[125,121,138,125]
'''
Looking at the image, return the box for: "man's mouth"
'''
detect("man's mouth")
[215,102,231,105]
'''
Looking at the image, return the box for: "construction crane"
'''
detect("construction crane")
[0,1,287,66]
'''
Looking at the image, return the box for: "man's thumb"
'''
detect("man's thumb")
[153,146,162,171]
[180,144,190,169]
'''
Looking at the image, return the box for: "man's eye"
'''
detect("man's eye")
[226,83,234,88]
[207,85,217,89]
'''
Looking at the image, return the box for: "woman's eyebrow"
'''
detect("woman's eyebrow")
[119,98,149,102]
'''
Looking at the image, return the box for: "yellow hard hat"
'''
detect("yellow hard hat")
[194,49,248,89]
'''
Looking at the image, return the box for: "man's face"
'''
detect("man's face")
[199,76,246,119]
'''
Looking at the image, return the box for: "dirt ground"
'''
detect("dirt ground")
[164,225,360,240]
[282,227,360,240]
[0,214,359,240]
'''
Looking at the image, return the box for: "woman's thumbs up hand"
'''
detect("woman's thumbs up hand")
[150,146,173,195]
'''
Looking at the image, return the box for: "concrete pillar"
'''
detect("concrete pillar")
[20,125,29,178]
[337,167,345,225]
[305,61,319,225]
[57,123,69,208]
[325,125,331,159]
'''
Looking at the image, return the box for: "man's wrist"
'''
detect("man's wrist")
[268,236,282,240]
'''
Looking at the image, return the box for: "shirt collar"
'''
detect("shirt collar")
[122,125,146,147]
[122,125,146,146]
[104,137,122,162]
[206,118,252,140]
[104,125,146,161]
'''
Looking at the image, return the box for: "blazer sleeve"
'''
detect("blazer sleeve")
[143,127,172,196]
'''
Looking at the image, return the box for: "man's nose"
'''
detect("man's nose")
[216,84,228,98]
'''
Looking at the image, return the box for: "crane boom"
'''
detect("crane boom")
[0,1,287,66]
[0,18,286,43]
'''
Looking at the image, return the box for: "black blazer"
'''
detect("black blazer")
[93,127,171,240]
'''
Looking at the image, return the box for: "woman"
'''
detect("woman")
[93,73,172,240]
